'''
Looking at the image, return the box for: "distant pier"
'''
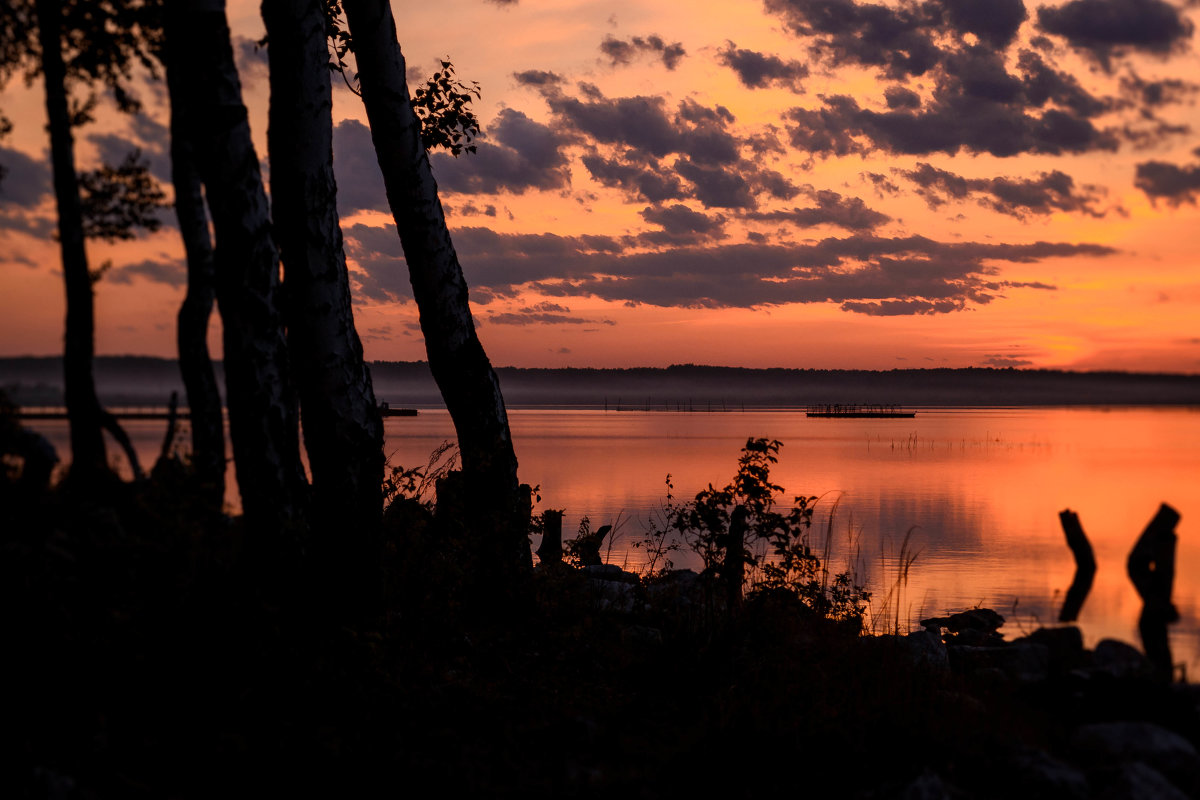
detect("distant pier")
[806,404,915,418]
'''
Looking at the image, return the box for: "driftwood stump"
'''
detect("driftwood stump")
[724,506,748,614]
[536,509,564,565]
[1127,503,1181,681]
[1058,509,1097,623]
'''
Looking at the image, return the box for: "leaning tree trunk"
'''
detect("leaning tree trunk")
[35,0,108,482]
[262,0,383,558]
[166,62,225,510]
[163,0,307,539]
[342,0,531,593]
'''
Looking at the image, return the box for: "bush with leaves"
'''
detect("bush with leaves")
[641,437,869,626]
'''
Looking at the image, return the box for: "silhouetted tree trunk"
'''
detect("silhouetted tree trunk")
[165,59,225,510]
[163,0,307,538]
[35,0,108,481]
[262,0,383,558]
[342,0,531,593]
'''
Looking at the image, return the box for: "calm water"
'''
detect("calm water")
[30,406,1200,672]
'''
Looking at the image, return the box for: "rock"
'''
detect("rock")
[950,641,1049,683]
[620,624,663,647]
[1089,639,1153,679]
[904,629,950,672]
[922,607,1005,636]
[1018,626,1086,675]
[1095,761,1190,800]
[897,769,953,800]
[1008,748,1090,799]
[1072,721,1200,790]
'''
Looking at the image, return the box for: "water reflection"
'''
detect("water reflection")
[27,406,1200,673]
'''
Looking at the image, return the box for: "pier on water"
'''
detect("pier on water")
[805,404,915,418]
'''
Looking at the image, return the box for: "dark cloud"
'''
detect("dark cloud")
[981,355,1036,367]
[1121,71,1200,107]
[86,132,172,185]
[431,108,571,195]
[581,154,688,203]
[106,257,186,288]
[451,202,498,217]
[717,42,809,92]
[786,82,1119,159]
[762,0,942,79]
[897,163,1110,217]
[484,301,616,326]
[0,145,52,207]
[599,34,686,70]
[746,187,891,230]
[1036,0,1194,68]
[233,36,269,86]
[524,81,791,209]
[938,0,1028,48]
[513,69,565,87]
[332,119,390,216]
[345,222,1113,315]
[1135,156,1200,204]
[637,204,727,245]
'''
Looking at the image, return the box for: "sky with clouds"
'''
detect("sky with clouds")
[2,0,1199,371]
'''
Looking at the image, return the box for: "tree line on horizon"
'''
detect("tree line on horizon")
[0,0,530,604]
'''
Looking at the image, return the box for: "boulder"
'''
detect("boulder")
[1072,721,1200,790]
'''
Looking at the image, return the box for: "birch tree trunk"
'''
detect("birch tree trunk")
[163,0,307,537]
[166,61,225,510]
[35,0,108,482]
[262,0,383,553]
[342,0,531,593]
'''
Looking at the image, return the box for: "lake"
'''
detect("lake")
[28,405,1200,673]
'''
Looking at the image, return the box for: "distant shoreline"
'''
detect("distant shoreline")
[3,355,1200,408]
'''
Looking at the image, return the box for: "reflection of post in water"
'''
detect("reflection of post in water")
[1127,503,1181,682]
[1058,509,1097,623]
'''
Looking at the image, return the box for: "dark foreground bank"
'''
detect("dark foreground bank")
[5,470,1199,799]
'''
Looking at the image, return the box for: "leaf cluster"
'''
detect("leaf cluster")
[412,61,481,157]
[78,149,168,242]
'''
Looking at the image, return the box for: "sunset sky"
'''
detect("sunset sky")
[2,0,1199,371]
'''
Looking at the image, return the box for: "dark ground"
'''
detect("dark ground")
[5,470,1199,799]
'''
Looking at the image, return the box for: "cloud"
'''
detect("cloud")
[717,42,809,92]
[85,131,172,185]
[484,301,616,326]
[332,119,390,216]
[896,162,1111,217]
[599,34,686,70]
[1036,0,1195,69]
[513,69,565,88]
[105,256,187,288]
[981,355,1035,367]
[745,187,891,230]
[344,222,1112,315]
[637,204,727,245]
[0,145,52,207]
[526,81,795,209]
[1135,154,1200,205]
[430,108,571,195]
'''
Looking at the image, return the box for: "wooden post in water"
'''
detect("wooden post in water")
[1127,503,1181,681]
[1058,509,1097,623]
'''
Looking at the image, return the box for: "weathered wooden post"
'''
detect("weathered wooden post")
[536,509,564,565]
[1127,503,1181,681]
[1058,509,1097,623]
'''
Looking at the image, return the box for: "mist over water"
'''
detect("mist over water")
[28,405,1200,672]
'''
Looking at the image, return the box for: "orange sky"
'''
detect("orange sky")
[2,0,1199,371]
